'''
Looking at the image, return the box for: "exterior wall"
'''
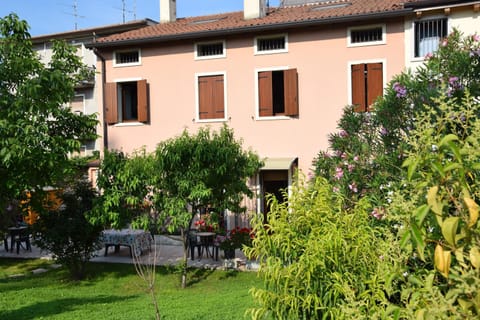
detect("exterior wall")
[101,18,406,176]
[405,5,480,71]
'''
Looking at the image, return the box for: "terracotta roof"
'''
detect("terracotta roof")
[32,19,157,43]
[91,0,417,47]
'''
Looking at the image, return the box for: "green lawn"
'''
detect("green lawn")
[0,259,262,320]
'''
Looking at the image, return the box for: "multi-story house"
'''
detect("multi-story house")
[86,0,478,226]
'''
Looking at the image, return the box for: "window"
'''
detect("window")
[113,49,141,66]
[70,94,85,114]
[414,18,447,58]
[195,41,225,59]
[196,74,226,121]
[351,63,383,112]
[257,69,298,117]
[255,34,288,54]
[348,25,385,47]
[105,80,148,124]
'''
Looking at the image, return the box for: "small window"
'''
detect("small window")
[348,25,385,47]
[105,80,149,124]
[113,49,141,66]
[255,34,288,54]
[195,41,226,59]
[257,68,298,118]
[414,18,448,58]
[196,73,226,121]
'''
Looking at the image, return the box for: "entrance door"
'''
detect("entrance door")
[261,170,288,224]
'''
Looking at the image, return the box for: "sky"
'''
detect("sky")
[1,0,281,36]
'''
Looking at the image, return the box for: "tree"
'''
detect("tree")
[153,125,262,287]
[0,14,97,217]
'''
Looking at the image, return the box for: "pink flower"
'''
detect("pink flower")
[348,182,358,193]
[334,167,344,180]
[473,34,480,42]
[333,186,340,193]
[424,52,433,60]
[441,39,448,47]
[347,164,355,172]
[339,130,348,138]
[353,156,359,161]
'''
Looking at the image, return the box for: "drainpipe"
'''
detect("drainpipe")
[92,46,108,151]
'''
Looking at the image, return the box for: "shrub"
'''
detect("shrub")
[33,177,103,280]
[245,176,404,319]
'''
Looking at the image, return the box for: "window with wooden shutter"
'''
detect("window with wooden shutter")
[258,68,298,117]
[105,80,149,124]
[198,74,225,120]
[351,63,383,112]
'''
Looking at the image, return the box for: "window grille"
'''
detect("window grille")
[414,18,447,57]
[257,36,286,52]
[115,51,140,64]
[351,27,383,44]
[197,42,224,57]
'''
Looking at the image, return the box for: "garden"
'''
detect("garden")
[1,12,480,319]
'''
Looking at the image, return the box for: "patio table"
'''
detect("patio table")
[100,229,152,257]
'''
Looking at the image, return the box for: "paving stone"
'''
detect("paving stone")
[32,268,48,274]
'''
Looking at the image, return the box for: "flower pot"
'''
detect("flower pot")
[223,248,235,259]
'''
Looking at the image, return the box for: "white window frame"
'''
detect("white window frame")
[112,77,146,127]
[194,40,226,60]
[347,24,386,47]
[346,59,387,107]
[254,34,288,55]
[411,15,449,61]
[113,49,142,67]
[254,66,292,121]
[194,71,228,123]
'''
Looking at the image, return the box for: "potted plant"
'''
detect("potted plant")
[217,227,253,259]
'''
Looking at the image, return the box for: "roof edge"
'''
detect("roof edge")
[86,8,413,49]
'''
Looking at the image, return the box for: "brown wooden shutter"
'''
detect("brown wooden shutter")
[212,75,225,118]
[351,64,366,112]
[198,76,213,119]
[137,79,148,123]
[105,82,118,124]
[258,71,273,117]
[366,63,383,111]
[199,75,225,120]
[284,68,299,116]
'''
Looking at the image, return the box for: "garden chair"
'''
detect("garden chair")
[15,227,32,254]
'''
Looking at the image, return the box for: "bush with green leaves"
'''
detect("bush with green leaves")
[33,177,103,280]
[389,91,480,319]
[245,176,404,320]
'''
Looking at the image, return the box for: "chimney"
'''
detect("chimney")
[160,0,176,23]
[244,0,266,20]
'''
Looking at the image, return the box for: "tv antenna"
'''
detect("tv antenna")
[114,0,137,23]
[61,0,85,30]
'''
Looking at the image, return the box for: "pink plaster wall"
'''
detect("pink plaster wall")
[100,19,405,175]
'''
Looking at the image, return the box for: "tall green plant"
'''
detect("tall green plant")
[245,176,403,319]
[393,91,480,318]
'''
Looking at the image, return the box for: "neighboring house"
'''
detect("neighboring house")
[86,0,477,226]
[31,19,157,159]
[403,0,480,71]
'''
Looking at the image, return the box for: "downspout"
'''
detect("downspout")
[92,45,108,151]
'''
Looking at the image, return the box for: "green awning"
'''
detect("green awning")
[261,157,297,170]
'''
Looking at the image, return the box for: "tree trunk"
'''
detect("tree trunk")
[180,227,188,288]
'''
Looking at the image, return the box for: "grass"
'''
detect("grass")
[0,258,262,320]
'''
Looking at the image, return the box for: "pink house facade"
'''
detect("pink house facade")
[86,0,443,223]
